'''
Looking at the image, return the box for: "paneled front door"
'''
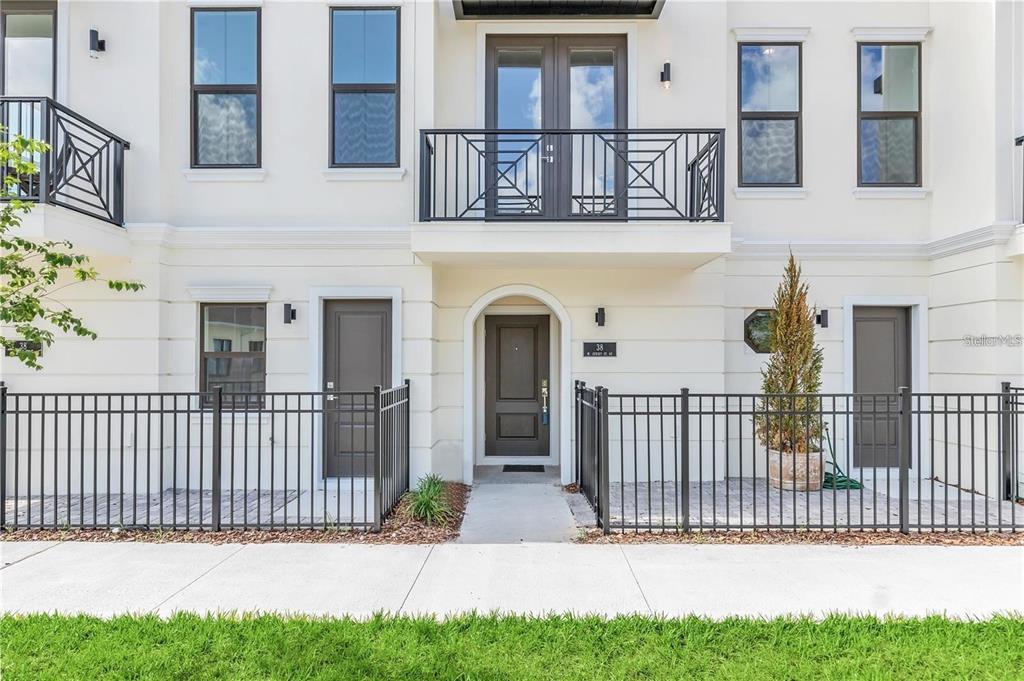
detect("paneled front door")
[853,306,911,468]
[484,315,551,457]
[323,300,391,477]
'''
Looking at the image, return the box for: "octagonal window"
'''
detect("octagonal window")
[744,309,774,354]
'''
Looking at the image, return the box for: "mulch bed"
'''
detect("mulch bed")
[1,483,471,545]
[576,528,1024,545]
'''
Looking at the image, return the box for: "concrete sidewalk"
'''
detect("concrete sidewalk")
[2,541,1021,619]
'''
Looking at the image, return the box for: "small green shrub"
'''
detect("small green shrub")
[409,474,450,525]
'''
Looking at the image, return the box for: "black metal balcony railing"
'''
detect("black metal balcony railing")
[419,128,724,222]
[1,97,130,226]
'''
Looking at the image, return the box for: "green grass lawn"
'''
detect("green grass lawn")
[2,614,1022,680]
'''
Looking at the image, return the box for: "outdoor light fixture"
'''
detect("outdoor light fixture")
[595,307,606,327]
[89,29,105,59]
[816,309,829,328]
[284,303,297,324]
[660,62,671,90]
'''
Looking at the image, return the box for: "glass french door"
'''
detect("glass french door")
[485,35,626,219]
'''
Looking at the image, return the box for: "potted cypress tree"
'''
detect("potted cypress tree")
[754,254,825,491]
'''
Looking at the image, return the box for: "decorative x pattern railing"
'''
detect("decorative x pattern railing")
[419,128,724,222]
[1,97,130,226]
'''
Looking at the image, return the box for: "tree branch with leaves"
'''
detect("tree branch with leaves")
[1,129,144,369]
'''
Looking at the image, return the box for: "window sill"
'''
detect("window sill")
[852,187,930,200]
[183,169,267,183]
[322,167,406,182]
[734,187,807,200]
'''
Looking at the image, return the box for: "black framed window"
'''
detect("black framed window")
[1,1,56,97]
[191,8,260,168]
[200,303,266,406]
[330,7,399,167]
[738,43,801,186]
[858,43,921,186]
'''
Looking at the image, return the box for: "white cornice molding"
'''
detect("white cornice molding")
[731,223,1015,261]
[187,0,263,6]
[186,284,273,302]
[125,224,410,250]
[851,27,933,42]
[732,27,810,43]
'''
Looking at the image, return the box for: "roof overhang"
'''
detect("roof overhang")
[453,0,665,20]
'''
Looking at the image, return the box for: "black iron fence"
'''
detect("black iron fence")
[1016,135,1023,223]
[0,381,410,532]
[576,383,1023,533]
[419,128,724,222]
[1,96,130,226]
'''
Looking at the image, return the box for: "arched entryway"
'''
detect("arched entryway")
[462,285,573,485]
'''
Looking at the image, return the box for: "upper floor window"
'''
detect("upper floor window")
[858,43,920,186]
[738,43,801,186]
[1,1,56,97]
[191,8,260,168]
[200,303,266,407]
[330,7,399,167]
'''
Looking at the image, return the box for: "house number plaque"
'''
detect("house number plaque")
[583,342,617,357]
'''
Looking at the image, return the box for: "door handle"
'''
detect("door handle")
[540,155,555,164]
[541,380,549,425]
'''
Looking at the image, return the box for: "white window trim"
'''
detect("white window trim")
[732,27,810,43]
[851,27,932,42]
[187,284,273,302]
[734,187,808,200]
[322,167,406,182]
[852,187,931,200]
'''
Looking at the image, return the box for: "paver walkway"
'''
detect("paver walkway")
[2,541,1021,619]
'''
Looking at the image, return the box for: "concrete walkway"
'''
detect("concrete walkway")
[2,541,1021,619]
[456,467,580,543]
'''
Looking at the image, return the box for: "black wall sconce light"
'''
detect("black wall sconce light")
[595,307,606,327]
[815,309,829,328]
[284,303,297,324]
[89,29,106,59]
[659,62,671,90]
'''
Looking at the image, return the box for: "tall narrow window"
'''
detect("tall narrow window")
[738,43,801,186]
[858,43,920,186]
[1,1,56,97]
[191,8,260,168]
[331,7,399,167]
[200,303,266,407]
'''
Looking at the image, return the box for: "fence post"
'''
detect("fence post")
[898,386,911,534]
[372,385,383,532]
[681,388,690,532]
[404,379,411,495]
[210,386,222,532]
[1000,381,1012,501]
[598,386,611,534]
[1,381,6,529]
[574,381,583,485]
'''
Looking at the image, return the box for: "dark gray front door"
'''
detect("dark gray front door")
[323,300,391,477]
[853,306,910,468]
[485,315,550,457]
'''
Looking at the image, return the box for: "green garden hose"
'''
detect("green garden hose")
[821,428,863,490]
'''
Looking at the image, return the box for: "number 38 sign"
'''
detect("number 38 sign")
[583,342,617,357]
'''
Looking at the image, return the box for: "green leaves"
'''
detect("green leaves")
[1,127,145,369]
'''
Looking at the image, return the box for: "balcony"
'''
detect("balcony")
[1,97,130,227]
[414,128,731,267]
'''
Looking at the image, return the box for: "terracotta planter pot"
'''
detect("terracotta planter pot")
[767,448,823,491]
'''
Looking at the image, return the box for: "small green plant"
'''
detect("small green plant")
[409,474,450,525]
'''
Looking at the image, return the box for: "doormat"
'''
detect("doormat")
[502,465,545,473]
